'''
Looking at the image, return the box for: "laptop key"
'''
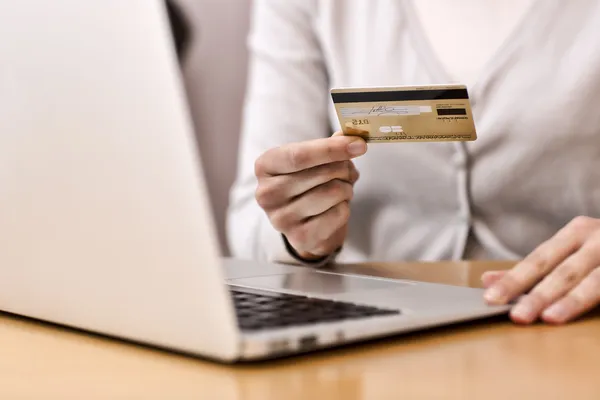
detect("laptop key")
[229,288,400,331]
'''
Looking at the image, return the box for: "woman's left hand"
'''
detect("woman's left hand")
[482,216,600,324]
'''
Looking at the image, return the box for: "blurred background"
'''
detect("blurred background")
[172,0,251,256]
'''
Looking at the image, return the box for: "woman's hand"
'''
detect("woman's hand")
[483,216,600,324]
[254,132,367,260]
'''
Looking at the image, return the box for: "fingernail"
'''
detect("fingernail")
[543,303,567,322]
[484,286,505,303]
[511,303,533,322]
[347,140,367,156]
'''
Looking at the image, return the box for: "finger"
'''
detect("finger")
[285,160,359,198]
[310,224,348,257]
[291,224,349,259]
[484,219,591,305]
[269,179,353,232]
[481,270,506,288]
[255,135,367,176]
[509,237,600,324]
[255,161,359,210]
[287,202,350,256]
[541,266,600,324]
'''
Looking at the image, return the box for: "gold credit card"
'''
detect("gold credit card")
[330,84,477,142]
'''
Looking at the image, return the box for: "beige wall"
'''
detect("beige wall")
[175,0,252,255]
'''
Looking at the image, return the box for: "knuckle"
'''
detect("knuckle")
[288,146,309,170]
[324,141,336,159]
[566,290,587,311]
[584,232,600,258]
[572,249,600,275]
[268,212,285,232]
[324,180,343,197]
[253,152,270,177]
[335,201,351,222]
[554,264,580,285]
[524,249,551,274]
[346,184,355,200]
[587,267,600,288]
[349,162,360,183]
[566,267,600,311]
[317,162,342,179]
[493,278,512,295]
[495,271,523,293]
[254,185,268,208]
[328,136,352,159]
[570,216,598,232]
[344,160,354,179]
[326,180,353,200]
[311,244,333,257]
[330,160,355,181]
[254,182,276,209]
[340,159,352,174]
[312,236,341,257]
[288,224,311,248]
[268,208,292,232]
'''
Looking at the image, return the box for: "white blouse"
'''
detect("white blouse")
[412,0,533,86]
[227,0,600,264]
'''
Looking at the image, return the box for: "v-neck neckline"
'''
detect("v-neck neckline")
[400,0,542,94]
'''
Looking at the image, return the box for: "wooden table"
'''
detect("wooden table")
[2,261,599,399]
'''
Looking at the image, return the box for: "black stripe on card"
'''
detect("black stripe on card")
[331,88,469,103]
[436,108,467,116]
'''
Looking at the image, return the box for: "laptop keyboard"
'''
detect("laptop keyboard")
[230,288,400,332]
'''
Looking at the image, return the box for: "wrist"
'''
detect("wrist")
[282,234,340,265]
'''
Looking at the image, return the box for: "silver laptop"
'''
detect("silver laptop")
[0,0,510,362]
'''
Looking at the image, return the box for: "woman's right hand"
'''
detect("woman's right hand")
[254,132,367,260]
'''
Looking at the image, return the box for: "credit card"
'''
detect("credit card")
[330,84,477,142]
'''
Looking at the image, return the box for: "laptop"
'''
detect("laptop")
[0,0,511,362]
